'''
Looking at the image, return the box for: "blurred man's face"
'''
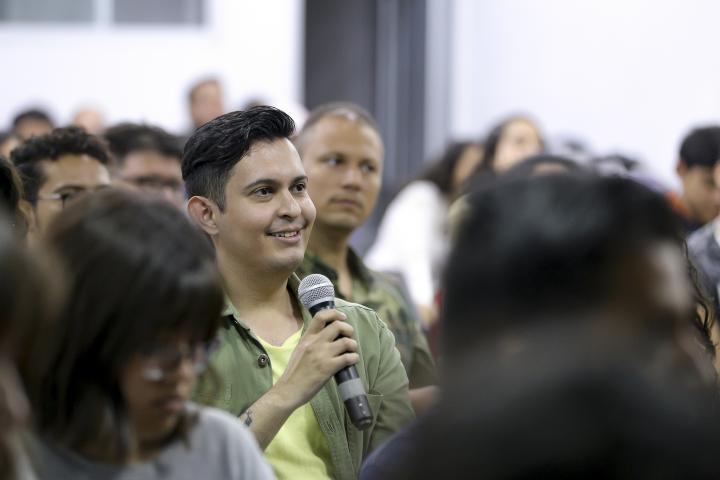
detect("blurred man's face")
[679,163,720,224]
[190,82,224,129]
[15,119,53,140]
[115,150,184,208]
[34,154,111,232]
[301,116,383,234]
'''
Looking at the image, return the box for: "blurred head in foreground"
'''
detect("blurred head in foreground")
[444,173,692,358]
[29,189,223,463]
[393,338,720,479]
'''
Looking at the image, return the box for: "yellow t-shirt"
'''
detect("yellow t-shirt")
[256,329,333,480]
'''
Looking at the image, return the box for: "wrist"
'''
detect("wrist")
[267,382,303,414]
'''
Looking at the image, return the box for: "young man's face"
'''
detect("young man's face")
[114,150,184,208]
[35,154,111,232]
[214,138,316,273]
[301,116,383,234]
[679,163,720,224]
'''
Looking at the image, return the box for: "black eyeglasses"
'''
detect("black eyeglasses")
[136,338,221,382]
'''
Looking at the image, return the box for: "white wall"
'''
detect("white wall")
[450,0,720,186]
[0,0,304,134]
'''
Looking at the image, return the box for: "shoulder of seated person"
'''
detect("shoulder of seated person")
[190,403,254,439]
[333,298,387,330]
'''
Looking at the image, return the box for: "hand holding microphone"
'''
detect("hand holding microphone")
[298,274,374,430]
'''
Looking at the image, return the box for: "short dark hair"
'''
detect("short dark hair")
[11,108,54,131]
[295,102,380,155]
[10,127,110,205]
[29,189,223,462]
[444,173,683,352]
[679,126,720,168]
[182,106,296,210]
[104,123,182,167]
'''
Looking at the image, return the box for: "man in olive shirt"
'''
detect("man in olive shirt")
[184,107,414,480]
[294,103,438,412]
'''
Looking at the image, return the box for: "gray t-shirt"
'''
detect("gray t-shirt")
[35,404,275,480]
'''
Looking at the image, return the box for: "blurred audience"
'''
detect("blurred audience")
[294,102,438,413]
[365,141,483,326]
[104,123,184,208]
[12,109,54,141]
[5,76,720,480]
[361,173,718,479]
[669,126,720,233]
[26,189,274,479]
[11,127,111,240]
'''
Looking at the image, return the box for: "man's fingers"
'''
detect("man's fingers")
[306,308,347,334]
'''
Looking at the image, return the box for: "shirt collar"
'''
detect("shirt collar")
[304,248,375,288]
[223,274,310,330]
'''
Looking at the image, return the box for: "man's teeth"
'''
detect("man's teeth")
[271,231,298,238]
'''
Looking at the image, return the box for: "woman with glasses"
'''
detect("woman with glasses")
[25,189,274,479]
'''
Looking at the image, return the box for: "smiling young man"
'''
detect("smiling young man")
[183,107,414,480]
[294,103,437,412]
[11,127,111,241]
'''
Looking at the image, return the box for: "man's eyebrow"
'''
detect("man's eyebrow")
[243,178,280,191]
[243,176,308,191]
[52,184,88,192]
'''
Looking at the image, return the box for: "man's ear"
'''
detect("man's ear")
[187,196,221,236]
[18,200,39,244]
[676,160,688,178]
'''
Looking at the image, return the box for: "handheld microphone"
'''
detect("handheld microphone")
[298,274,373,430]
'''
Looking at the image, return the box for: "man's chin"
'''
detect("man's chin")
[268,252,306,275]
[319,214,365,233]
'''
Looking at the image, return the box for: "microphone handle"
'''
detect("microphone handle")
[309,301,374,430]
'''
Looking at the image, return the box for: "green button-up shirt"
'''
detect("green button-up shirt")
[297,249,437,388]
[195,275,415,480]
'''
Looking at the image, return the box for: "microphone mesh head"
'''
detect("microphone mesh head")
[298,274,335,309]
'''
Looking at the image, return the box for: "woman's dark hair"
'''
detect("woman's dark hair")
[29,189,224,462]
[0,156,28,237]
[0,214,63,479]
[478,114,544,173]
[686,250,717,361]
[417,141,481,196]
[182,106,295,211]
